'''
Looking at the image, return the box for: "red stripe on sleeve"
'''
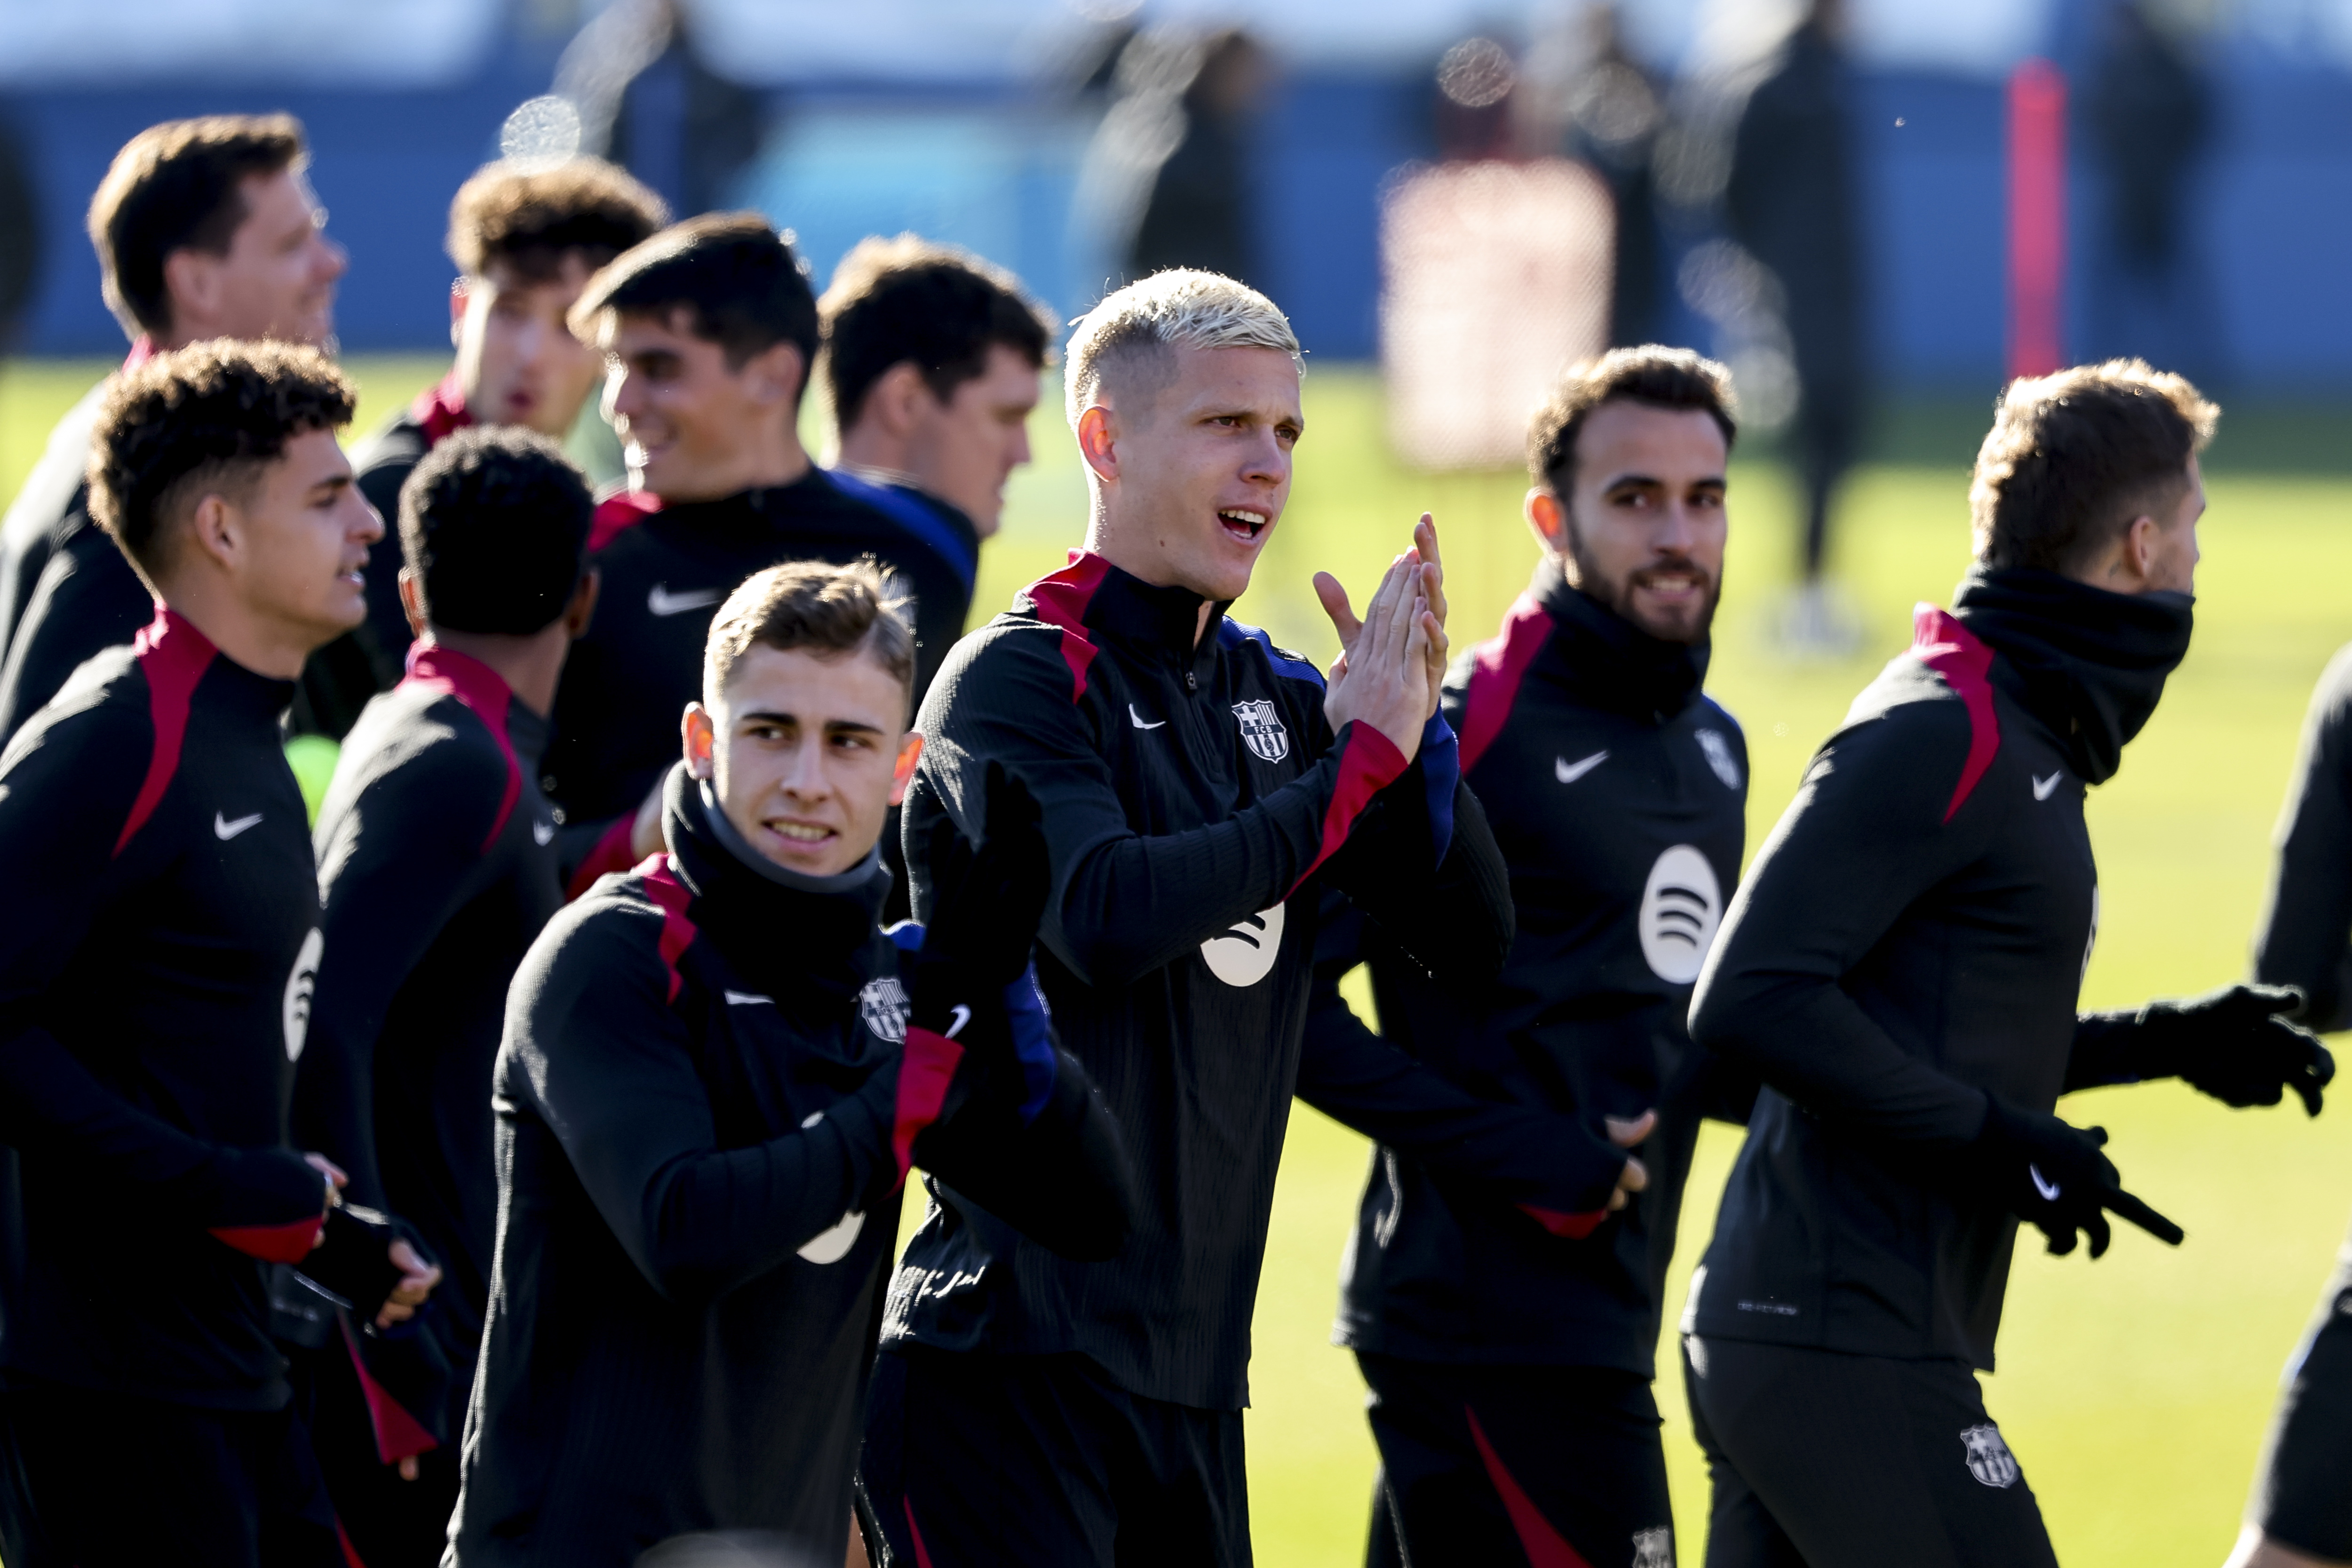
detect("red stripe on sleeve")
[209,1214,324,1263]
[638,859,698,1004]
[338,1315,438,1464]
[1518,1202,1608,1240]
[1911,606,2002,822]
[904,1498,938,1568]
[565,814,642,901]
[1457,593,1551,773]
[1019,550,1111,701]
[1287,723,1410,898]
[115,606,217,857]
[893,1025,966,1186]
[1466,1406,1594,1568]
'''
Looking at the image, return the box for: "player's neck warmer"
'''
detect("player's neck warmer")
[1952,565,2194,785]
[658,761,889,1012]
[1534,555,1711,723]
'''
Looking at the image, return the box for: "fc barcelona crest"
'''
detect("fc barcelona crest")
[1232,700,1290,763]
[1959,1424,2020,1488]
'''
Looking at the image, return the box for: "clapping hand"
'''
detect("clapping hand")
[1315,516,1450,762]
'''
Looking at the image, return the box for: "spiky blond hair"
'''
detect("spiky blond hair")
[1064,269,1300,428]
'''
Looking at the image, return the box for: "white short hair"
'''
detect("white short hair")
[1064,269,1301,428]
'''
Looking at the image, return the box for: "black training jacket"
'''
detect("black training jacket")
[290,374,469,739]
[883,552,1515,1411]
[1687,573,2192,1369]
[294,641,563,1452]
[0,607,330,1409]
[2254,640,2352,1030]
[1327,559,1751,1375]
[450,766,1124,1566]
[542,470,972,894]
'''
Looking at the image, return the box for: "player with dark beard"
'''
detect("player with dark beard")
[0,342,433,1568]
[447,561,1134,1565]
[293,157,663,739]
[1681,360,2334,1568]
[1311,348,1750,1568]
[2229,637,2352,1568]
[291,429,597,1565]
[0,115,346,745]
[859,270,1518,1567]
[544,215,976,896]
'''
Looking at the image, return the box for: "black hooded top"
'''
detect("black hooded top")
[449,765,1126,1566]
[1319,555,1753,1376]
[1686,568,2193,1369]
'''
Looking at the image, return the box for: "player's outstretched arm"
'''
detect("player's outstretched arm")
[2069,984,2334,1114]
[0,702,329,1245]
[898,764,1138,1260]
[2252,645,2352,1032]
[510,909,904,1305]
[1688,707,2000,1148]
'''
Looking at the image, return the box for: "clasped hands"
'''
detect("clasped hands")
[1314,514,1449,765]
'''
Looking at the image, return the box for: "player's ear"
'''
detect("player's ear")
[449,278,468,345]
[1525,487,1568,553]
[183,489,240,575]
[564,567,600,638]
[890,731,925,808]
[747,339,804,412]
[1077,404,1120,484]
[397,568,427,637]
[161,248,221,332]
[683,703,717,780]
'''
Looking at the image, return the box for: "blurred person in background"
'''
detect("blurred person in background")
[1558,9,1669,347]
[1313,349,1750,1568]
[541,215,971,899]
[2086,0,2218,382]
[0,107,38,352]
[1683,363,2333,1568]
[0,114,346,746]
[819,235,1055,555]
[1724,0,1866,653]
[555,0,763,220]
[2233,630,2352,1568]
[0,342,433,1568]
[1125,29,1271,287]
[292,157,664,741]
[291,430,597,1567]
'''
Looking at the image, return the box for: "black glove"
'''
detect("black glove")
[299,1202,435,1325]
[906,761,1050,1076]
[2116,984,2335,1115]
[1971,1097,2184,1258]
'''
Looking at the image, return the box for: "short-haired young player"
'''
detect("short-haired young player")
[859,270,1515,1567]
[291,429,598,1565]
[1682,361,2334,1568]
[2231,636,2352,1568]
[1311,347,1751,1568]
[296,157,665,739]
[0,342,434,1568]
[819,232,1057,556]
[0,114,347,744]
[447,560,1134,1566]
[543,215,980,895]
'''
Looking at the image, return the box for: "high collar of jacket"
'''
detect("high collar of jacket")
[402,640,549,761]
[647,470,835,539]
[1078,556,1229,677]
[1951,565,2194,785]
[139,605,295,728]
[658,762,888,1002]
[1532,554,1712,723]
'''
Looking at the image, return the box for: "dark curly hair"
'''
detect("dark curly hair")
[87,339,353,582]
[1527,345,1738,494]
[400,426,593,637]
[445,158,668,284]
[818,234,1055,426]
[87,114,307,339]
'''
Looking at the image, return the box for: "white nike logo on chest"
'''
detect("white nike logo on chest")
[723,990,773,1006]
[1556,750,1609,784]
[1129,704,1166,730]
[214,811,264,840]
[532,820,555,845]
[648,584,724,617]
[2033,772,2064,801]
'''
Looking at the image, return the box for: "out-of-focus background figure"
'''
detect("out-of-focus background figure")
[1724,0,1866,652]
[1552,7,1670,348]
[2085,0,2217,381]
[1124,28,1270,287]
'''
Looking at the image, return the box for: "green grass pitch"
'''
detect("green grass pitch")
[7,355,2346,1566]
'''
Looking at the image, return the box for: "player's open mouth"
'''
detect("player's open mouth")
[1635,571,1705,602]
[766,820,834,844]
[1217,509,1268,543]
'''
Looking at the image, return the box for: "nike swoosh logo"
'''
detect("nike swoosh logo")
[723,990,773,1006]
[1129,704,1166,730]
[1555,750,1609,784]
[2029,1164,2062,1202]
[945,1003,972,1039]
[2033,772,2064,801]
[214,811,264,841]
[532,820,554,845]
[647,584,725,617]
